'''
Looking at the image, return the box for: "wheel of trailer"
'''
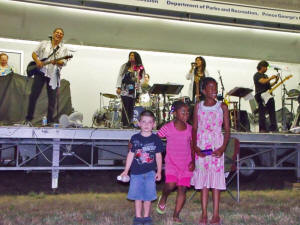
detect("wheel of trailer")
[239,148,260,182]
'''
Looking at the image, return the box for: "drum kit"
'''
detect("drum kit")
[93,83,187,128]
[93,92,162,128]
[92,93,122,128]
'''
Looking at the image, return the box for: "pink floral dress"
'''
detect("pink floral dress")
[190,101,226,190]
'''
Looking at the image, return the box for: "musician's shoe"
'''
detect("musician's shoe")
[23,120,33,127]
[129,123,136,129]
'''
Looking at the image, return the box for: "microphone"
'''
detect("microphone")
[191,62,196,66]
[268,65,282,71]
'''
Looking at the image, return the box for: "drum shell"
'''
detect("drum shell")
[132,106,145,127]
[108,99,121,111]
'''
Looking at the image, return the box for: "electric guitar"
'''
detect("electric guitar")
[260,75,293,105]
[26,55,73,77]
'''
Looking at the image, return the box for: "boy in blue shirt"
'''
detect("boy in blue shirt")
[120,110,163,225]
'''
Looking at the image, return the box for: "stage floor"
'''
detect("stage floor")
[0,125,299,142]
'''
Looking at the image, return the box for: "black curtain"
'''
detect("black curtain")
[0,73,72,125]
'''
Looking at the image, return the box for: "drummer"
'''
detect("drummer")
[138,74,153,108]
[141,74,151,93]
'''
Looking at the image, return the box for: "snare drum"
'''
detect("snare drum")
[108,99,121,111]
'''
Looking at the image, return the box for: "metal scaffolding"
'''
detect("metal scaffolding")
[0,126,299,191]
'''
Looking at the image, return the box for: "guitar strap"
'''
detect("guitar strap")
[44,45,60,61]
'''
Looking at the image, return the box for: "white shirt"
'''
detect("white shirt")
[34,40,69,89]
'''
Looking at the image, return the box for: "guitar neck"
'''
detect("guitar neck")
[269,76,291,93]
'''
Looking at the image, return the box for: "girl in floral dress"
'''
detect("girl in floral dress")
[191,77,230,225]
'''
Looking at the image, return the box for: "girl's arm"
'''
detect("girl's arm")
[186,66,194,80]
[155,152,162,181]
[192,103,198,151]
[120,151,134,176]
[157,124,167,139]
[189,136,195,171]
[221,102,230,148]
[192,103,205,157]
[213,102,230,157]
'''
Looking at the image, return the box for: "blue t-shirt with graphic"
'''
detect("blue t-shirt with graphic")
[130,133,163,175]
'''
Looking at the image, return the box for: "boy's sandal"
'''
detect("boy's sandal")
[156,196,166,215]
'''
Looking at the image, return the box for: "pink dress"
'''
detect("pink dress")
[157,121,193,187]
[191,101,226,190]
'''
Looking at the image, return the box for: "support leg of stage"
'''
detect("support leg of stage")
[52,138,60,189]
[297,144,300,183]
[237,153,240,203]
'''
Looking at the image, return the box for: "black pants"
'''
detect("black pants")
[121,95,134,126]
[256,95,277,132]
[26,73,57,123]
[192,81,205,103]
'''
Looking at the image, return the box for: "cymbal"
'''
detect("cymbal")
[102,93,117,99]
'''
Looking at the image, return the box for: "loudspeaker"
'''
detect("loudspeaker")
[239,110,250,132]
[276,107,293,129]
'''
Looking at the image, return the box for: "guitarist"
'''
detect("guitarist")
[253,60,279,132]
[25,28,69,125]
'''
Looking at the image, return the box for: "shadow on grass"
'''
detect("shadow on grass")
[0,170,297,195]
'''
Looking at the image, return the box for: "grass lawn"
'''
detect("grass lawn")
[0,189,299,225]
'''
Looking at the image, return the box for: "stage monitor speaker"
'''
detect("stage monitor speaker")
[239,110,250,132]
[276,107,293,129]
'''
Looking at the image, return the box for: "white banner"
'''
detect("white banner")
[92,0,300,25]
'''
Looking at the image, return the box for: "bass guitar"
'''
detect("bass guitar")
[260,75,293,105]
[26,55,73,77]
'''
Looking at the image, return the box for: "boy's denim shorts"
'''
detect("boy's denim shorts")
[127,170,157,201]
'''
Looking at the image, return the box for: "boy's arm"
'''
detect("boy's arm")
[155,152,162,181]
[120,152,134,176]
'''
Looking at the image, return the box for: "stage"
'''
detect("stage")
[0,126,299,190]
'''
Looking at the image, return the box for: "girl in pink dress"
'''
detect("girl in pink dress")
[191,77,230,225]
[156,101,194,223]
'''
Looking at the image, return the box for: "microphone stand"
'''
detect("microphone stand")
[218,70,225,101]
[55,50,60,125]
[276,69,288,131]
